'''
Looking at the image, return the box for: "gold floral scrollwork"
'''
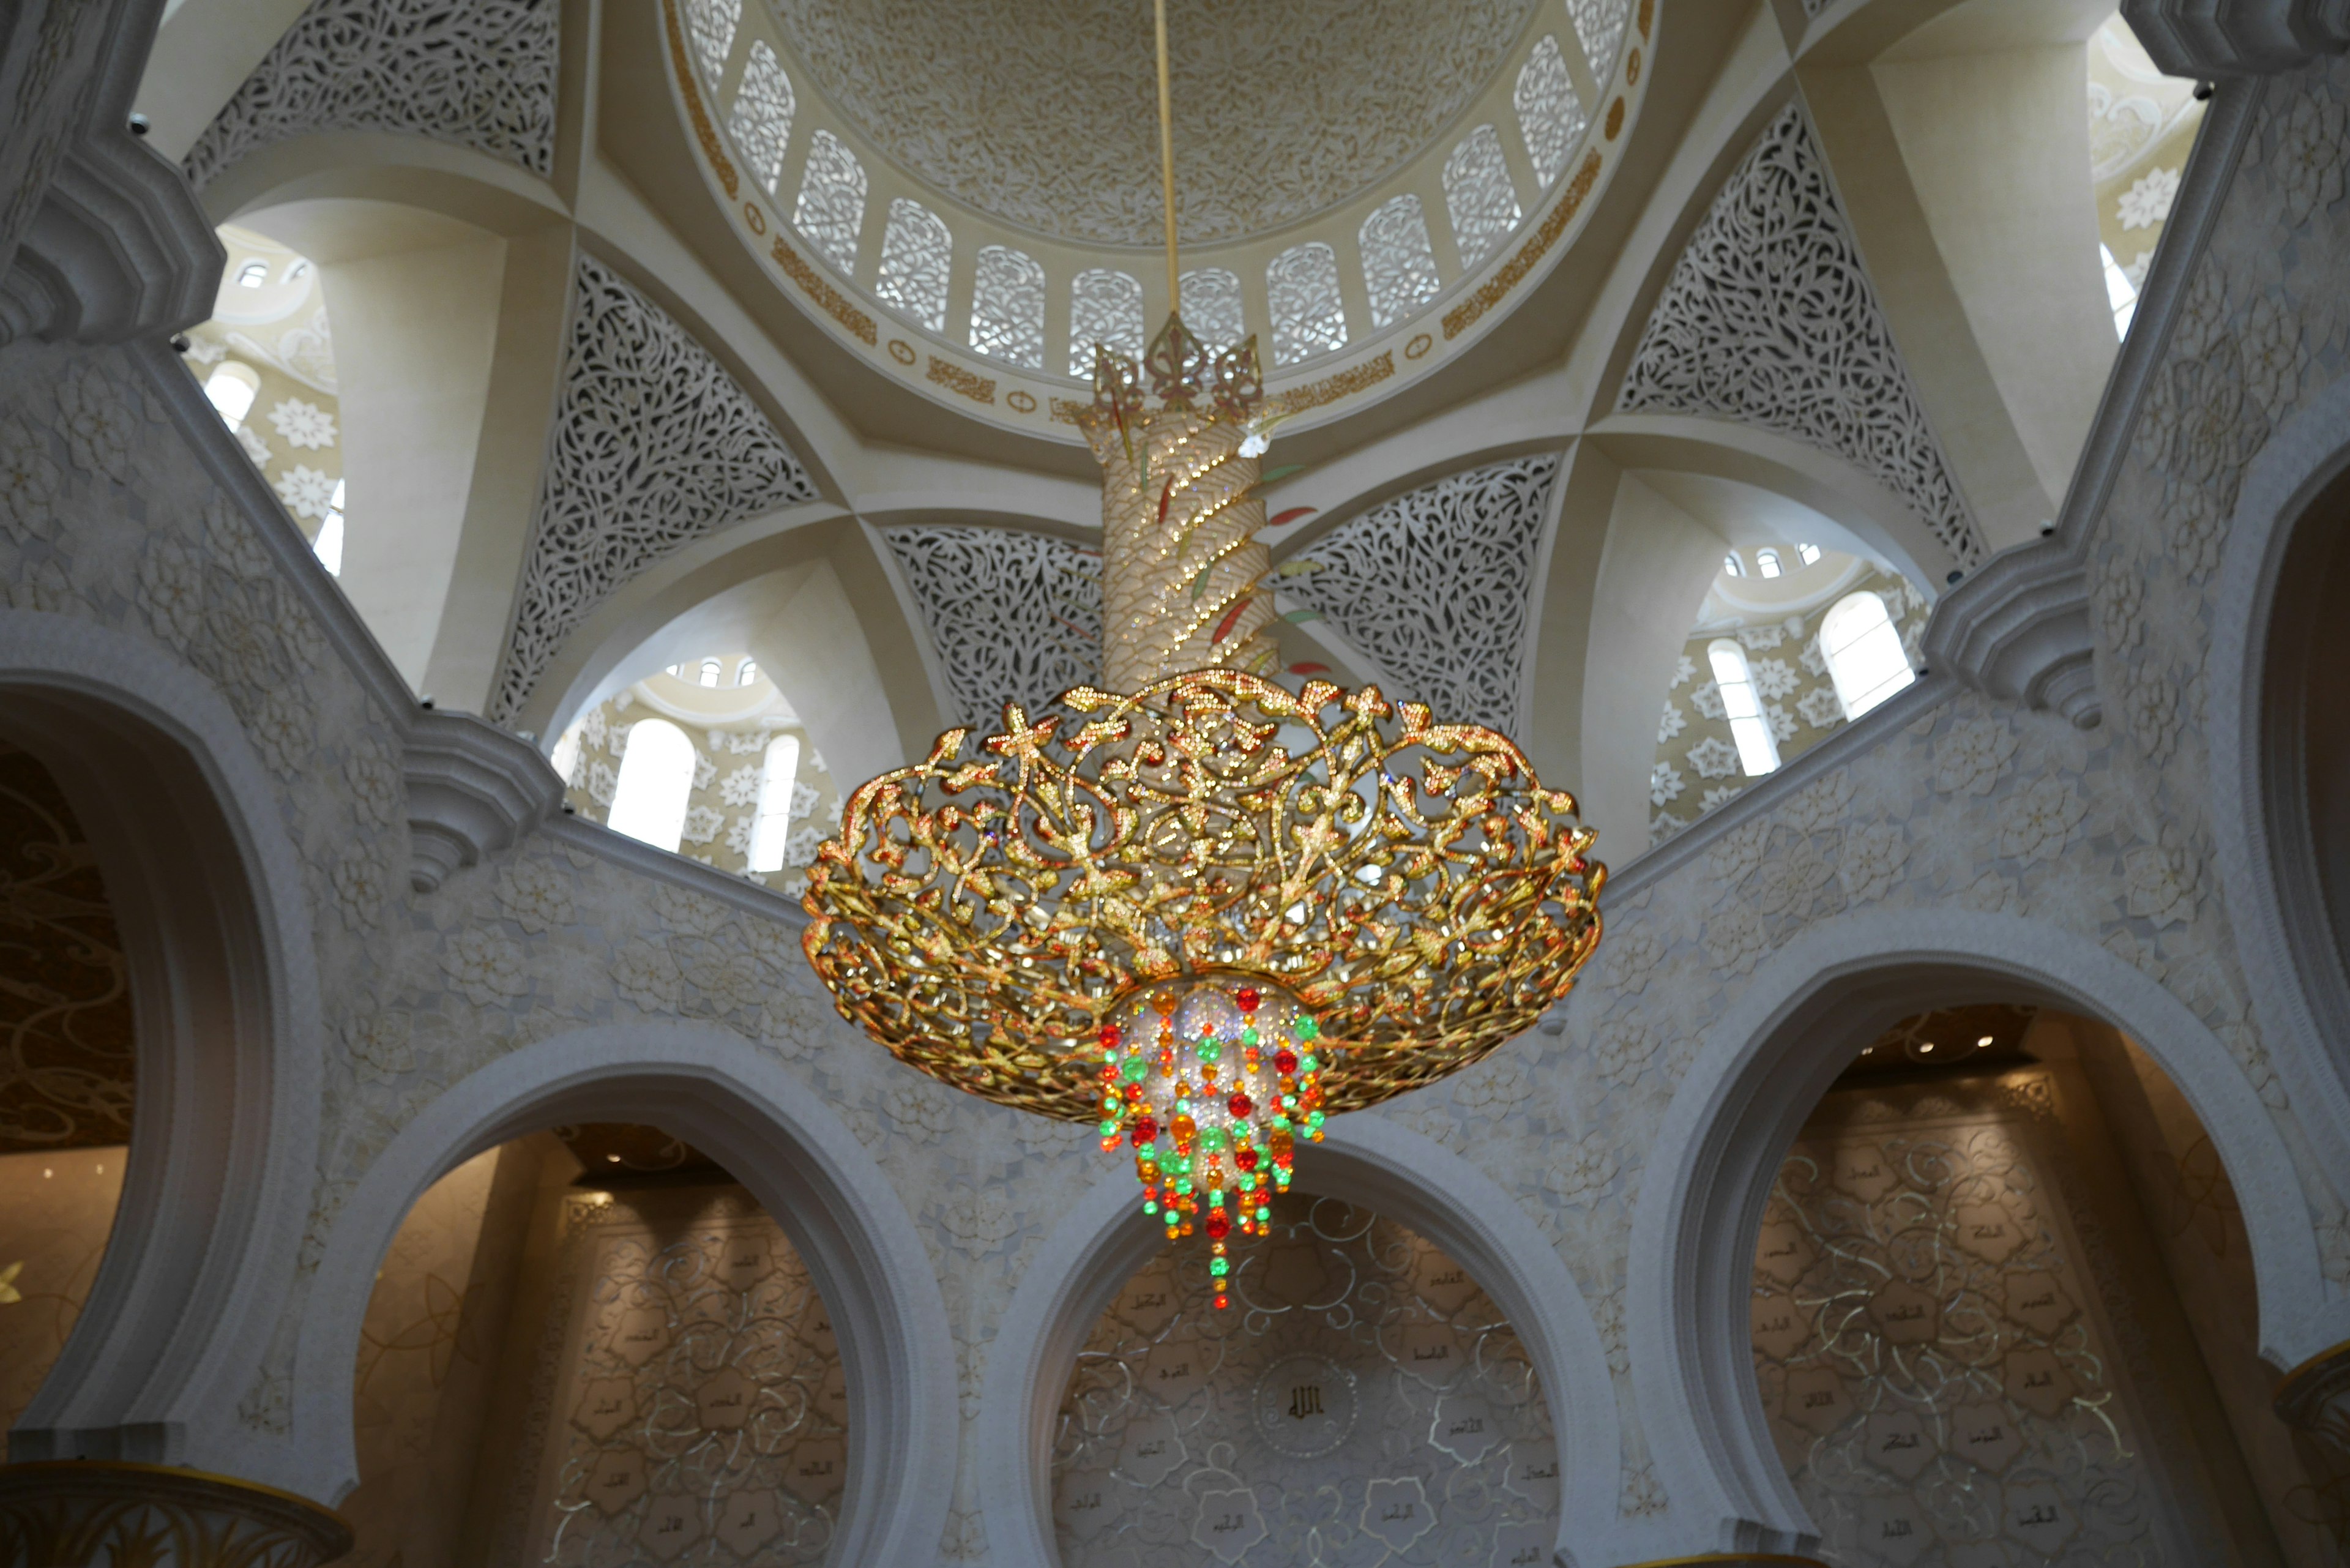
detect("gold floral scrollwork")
[2275,1340,2350,1551]
[0,1462,354,1568]
[802,669,1605,1121]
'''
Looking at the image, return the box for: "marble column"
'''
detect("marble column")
[2274,1340,2350,1556]
[0,1462,351,1568]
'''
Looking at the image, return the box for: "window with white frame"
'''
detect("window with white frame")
[1513,34,1586,188]
[683,0,741,87]
[1360,196,1441,330]
[1756,548,1782,578]
[698,657,723,687]
[793,130,867,275]
[1819,591,1915,720]
[1796,542,1821,566]
[727,39,794,196]
[1267,242,1347,366]
[235,260,269,288]
[203,362,260,430]
[748,734,802,873]
[1180,267,1245,358]
[873,196,951,333]
[1723,551,1744,578]
[737,659,761,687]
[2100,244,2139,340]
[970,244,1047,368]
[1706,639,1781,776]
[1443,125,1522,272]
[314,479,345,575]
[606,719,696,851]
[1069,268,1145,376]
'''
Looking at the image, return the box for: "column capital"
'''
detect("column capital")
[2121,1,2350,78]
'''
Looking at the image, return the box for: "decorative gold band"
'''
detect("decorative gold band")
[0,1460,354,1566]
[2273,1335,2350,1420]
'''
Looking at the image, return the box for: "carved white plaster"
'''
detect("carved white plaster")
[488,254,817,726]
[1279,455,1557,733]
[181,0,559,189]
[2122,0,2350,77]
[1619,105,1988,569]
[879,525,1101,728]
[400,707,562,892]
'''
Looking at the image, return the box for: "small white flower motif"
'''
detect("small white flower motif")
[343,1008,415,1085]
[882,1081,955,1143]
[1798,635,1829,679]
[719,763,763,807]
[58,364,131,483]
[1647,761,1685,806]
[724,815,756,858]
[496,856,576,933]
[202,498,274,580]
[2095,550,2146,654]
[1707,817,1772,886]
[11,559,75,614]
[250,689,313,777]
[1687,734,1740,780]
[345,744,401,827]
[1998,777,2086,866]
[791,779,821,821]
[655,884,728,938]
[785,823,826,867]
[937,1186,1019,1258]
[587,760,618,806]
[612,941,682,1011]
[681,805,727,845]
[693,753,717,791]
[1736,622,1785,651]
[2221,1023,2288,1110]
[2116,165,2180,230]
[1545,1134,1619,1209]
[266,398,337,449]
[1837,821,1908,904]
[2122,843,2195,928]
[0,419,61,542]
[1930,717,2018,796]
[1750,658,1798,700]
[1795,685,1844,730]
[613,690,635,711]
[580,706,610,748]
[442,927,528,1005]
[1703,903,1770,975]
[1700,784,1742,813]
[138,540,205,646]
[2122,250,2152,288]
[1594,924,1660,995]
[272,463,337,520]
[1453,1056,1531,1118]
[1671,653,1696,687]
[1591,1021,1659,1089]
[236,424,272,468]
[1621,1465,1667,1518]
[682,946,767,1012]
[183,336,226,366]
[1649,809,1688,838]
[1655,703,1685,745]
[1780,769,1853,835]
[330,842,389,931]
[2126,669,2183,764]
[1690,680,1725,720]
[609,723,630,758]
[1764,703,1796,743]
[1238,431,1270,458]
[2275,89,2349,228]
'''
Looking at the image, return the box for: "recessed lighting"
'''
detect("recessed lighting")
[1919,1042,1934,1053]
[1977,1035,1994,1047]
[606,1154,621,1163]
[1860,1047,1873,1055]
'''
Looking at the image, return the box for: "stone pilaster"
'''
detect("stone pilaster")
[2274,1340,2350,1555]
[0,1462,351,1568]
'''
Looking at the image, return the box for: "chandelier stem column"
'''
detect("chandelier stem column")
[1153,0,1179,311]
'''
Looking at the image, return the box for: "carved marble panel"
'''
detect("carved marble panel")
[1619,105,1986,567]
[1515,33,1587,189]
[879,525,1102,728]
[1443,125,1523,272]
[1360,196,1442,332]
[1280,455,1557,732]
[1052,1195,1557,1567]
[1266,242,1348,367]
[489,256,816,725]
[725,39,794,198]
[182,0,559,189]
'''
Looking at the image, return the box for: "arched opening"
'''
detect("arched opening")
[1750,1004,2325,1561]
[335,1124,850,1564]
[1048,1190,1561,1564]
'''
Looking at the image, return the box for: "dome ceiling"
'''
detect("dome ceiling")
[764,0,1540,248]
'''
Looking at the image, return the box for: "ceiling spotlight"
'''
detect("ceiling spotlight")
[1977,1034,1993,1047]
[1919,1042,1934,1053]
[606,1154,621,1163]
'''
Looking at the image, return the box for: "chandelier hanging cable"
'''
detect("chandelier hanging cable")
[803,0,1605,1309]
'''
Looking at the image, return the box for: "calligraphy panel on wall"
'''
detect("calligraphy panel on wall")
[1051,1193,1559,1567]
[505,1188,847,1566]
[1751,1075,2212,1566]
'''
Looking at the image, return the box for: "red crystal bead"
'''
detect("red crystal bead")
[1124,1083,1144,1103]
[1099,1023,1120,1048]
[1130,1117,1158,1146]
[1235,986,1259,1012]
[1206,1212,1231,1240]
[1275,1048,1298,1075]
[1228,1092,1253,1118]
[1236,1147,1259,1172]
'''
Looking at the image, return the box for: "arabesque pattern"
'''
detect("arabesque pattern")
[801,670,1603,1122]
[879,525,1102,728]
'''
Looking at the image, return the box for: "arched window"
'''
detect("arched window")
[873,197,951,332]
[1267,242,1346,366]
[550,723,583,787]
[285,259,310,283]
[1722,551,1744,578]
[1360,195,1441,330]
[698,657,723,687]
[1568,0,1628,85]
[1756,548,1782,578]
[736,658,761,687]
[793,130,867,275]
[1069,268,1145,376]
[748,734,802,873]
[606,719,696,851]
[234,260,269,288]
[1819,592,1915,720]
[314,478,345,575]
[1796,542,1821,566]
[202,362,260,431]
[969,244,1046,368]
[727,40,795,196]
[1443,125,1522,272]
[1706,639,1781,776]
[1179,268,1245,357]
[683,0,741,86]
[2101,243,2139,340]
[1513,34,1586,188]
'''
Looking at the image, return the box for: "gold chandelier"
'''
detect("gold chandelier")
[803,0,1603,1305]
